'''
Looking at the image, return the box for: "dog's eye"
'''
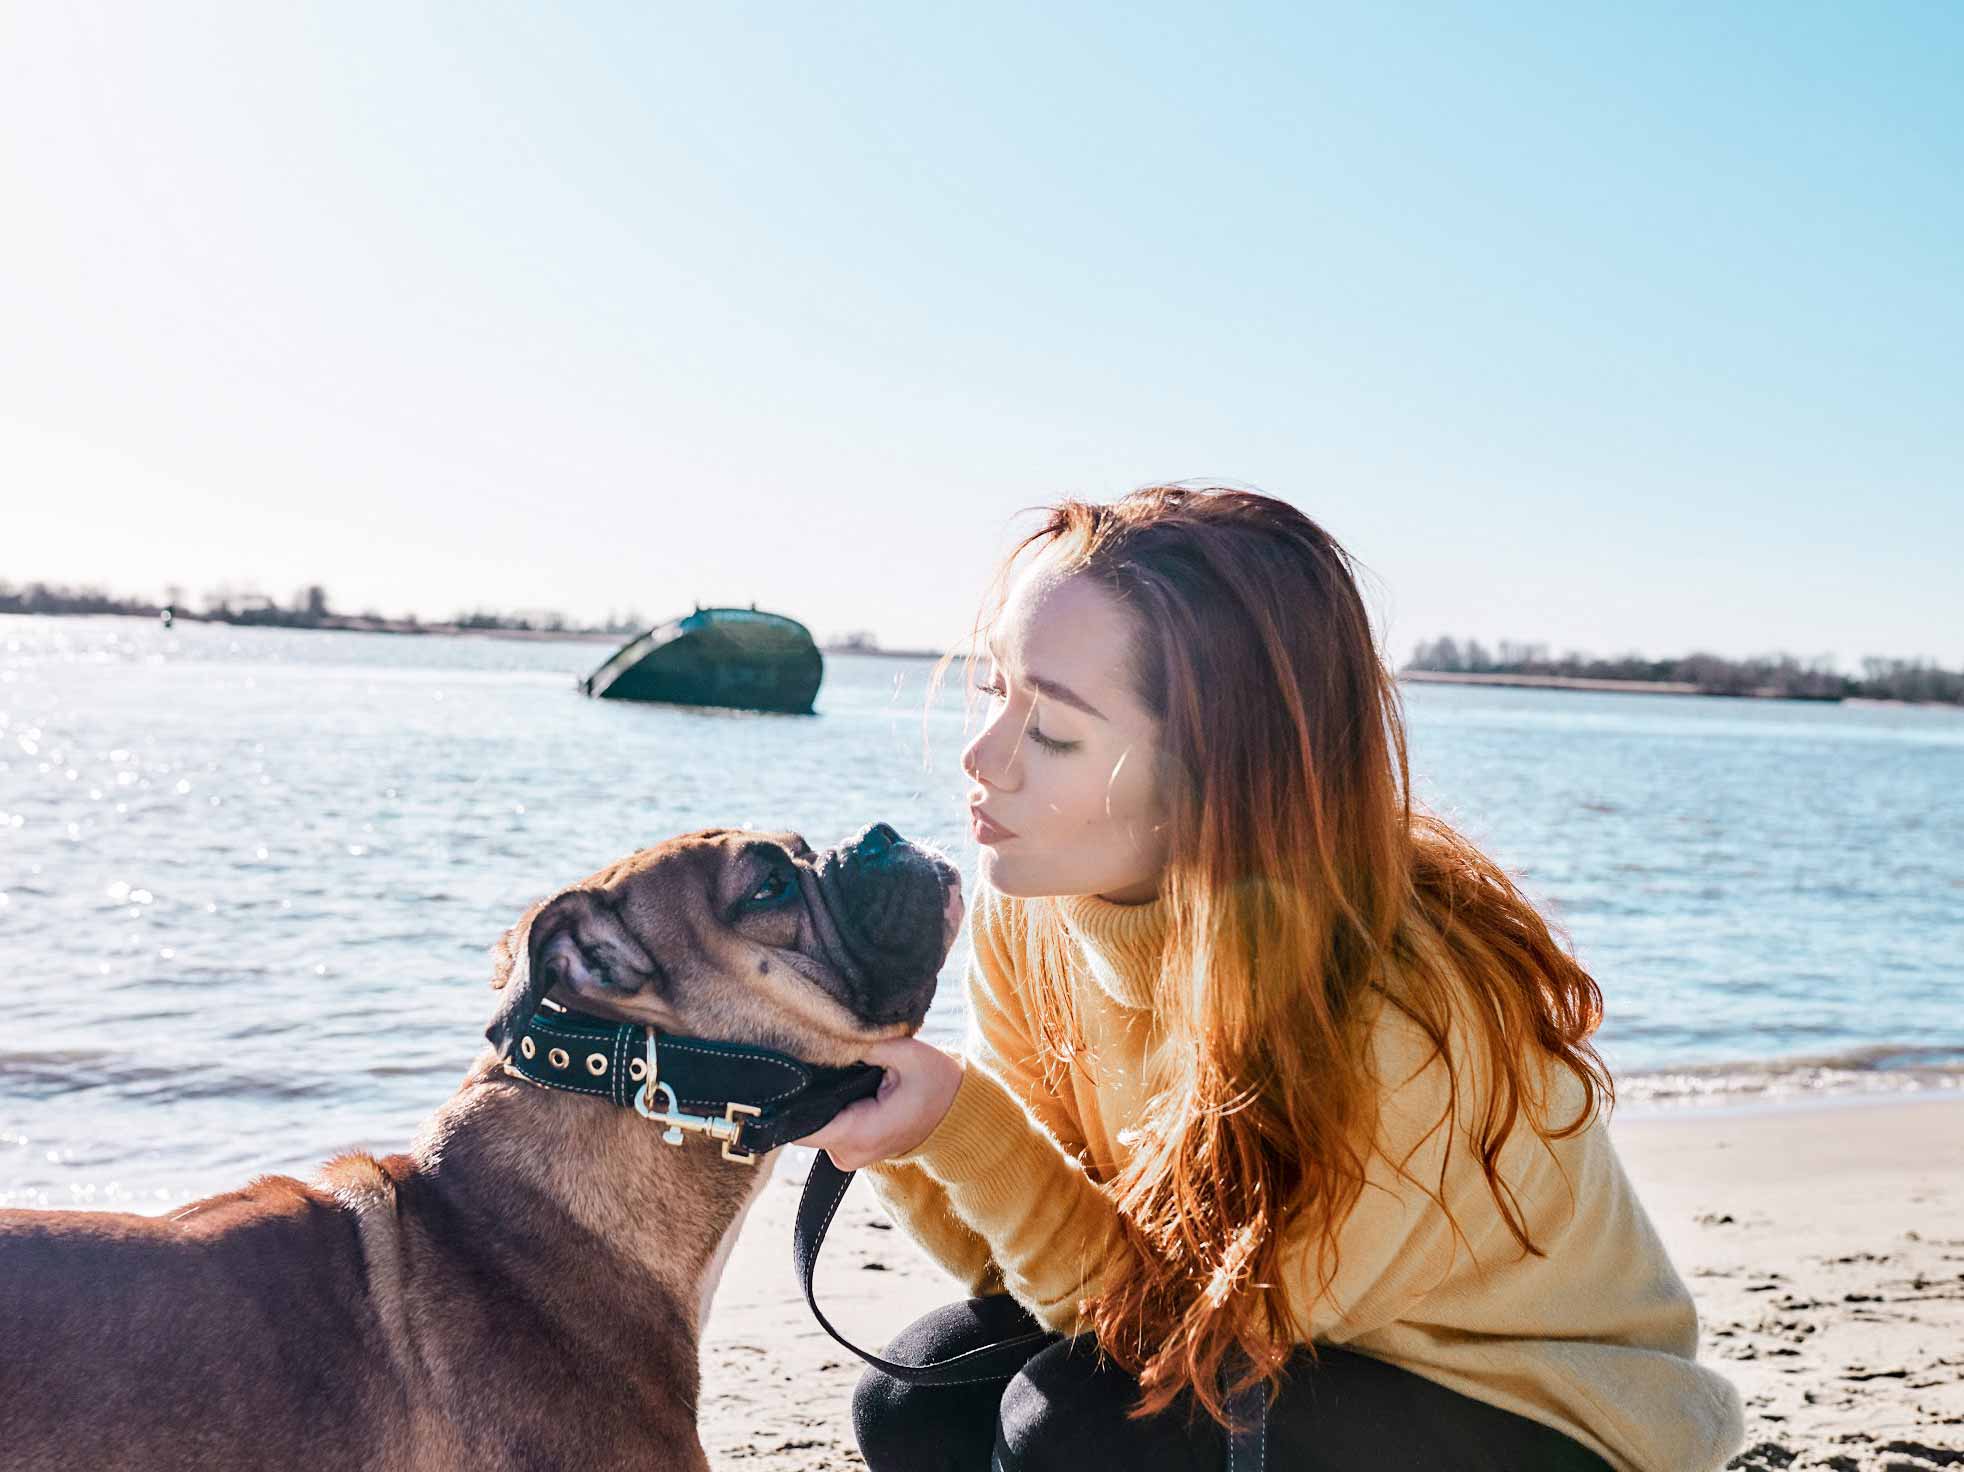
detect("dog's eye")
[748,871,791,906]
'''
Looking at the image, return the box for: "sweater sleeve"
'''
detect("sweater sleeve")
[869,897,1530,1344]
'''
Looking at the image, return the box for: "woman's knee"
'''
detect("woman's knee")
[995,1338,1219,1472]
[851,1361,937,1469]
[851,1297,1055,1472]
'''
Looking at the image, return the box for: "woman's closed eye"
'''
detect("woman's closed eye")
[974,679,1080,754]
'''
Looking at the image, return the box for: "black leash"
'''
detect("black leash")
[794,1151,1267,1468]
[793,1150,1058,1385]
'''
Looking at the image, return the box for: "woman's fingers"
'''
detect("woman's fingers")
[796,1085,904,1167]
[800,1094,883,1167]
[791,1039,964,1168]
[856,1035,926,1068]
[795,1093,866,1150]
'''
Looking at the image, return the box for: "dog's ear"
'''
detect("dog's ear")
[486,889,661,1058]
[487,895,555,1059]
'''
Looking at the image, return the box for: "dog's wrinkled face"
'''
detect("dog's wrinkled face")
[486,824,963,1068]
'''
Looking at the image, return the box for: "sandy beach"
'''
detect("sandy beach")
[699,1095,1964,1470]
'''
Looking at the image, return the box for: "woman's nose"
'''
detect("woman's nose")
[961,725,1018,793]
[959,734,985,786]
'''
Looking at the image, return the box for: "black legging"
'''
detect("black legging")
[851,1295,1617,1472]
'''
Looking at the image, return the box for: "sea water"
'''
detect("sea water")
[2,614,1959,1209]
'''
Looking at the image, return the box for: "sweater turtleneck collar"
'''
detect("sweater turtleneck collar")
[1051,889,1170,1012]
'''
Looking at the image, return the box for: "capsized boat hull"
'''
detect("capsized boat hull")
[580,608,823,714]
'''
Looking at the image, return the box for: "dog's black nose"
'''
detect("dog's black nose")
[855,823,901,861]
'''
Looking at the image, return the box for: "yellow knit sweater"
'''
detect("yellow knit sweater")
[864,881,1745,1472]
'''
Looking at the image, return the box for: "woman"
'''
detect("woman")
[799,487,1744,1472]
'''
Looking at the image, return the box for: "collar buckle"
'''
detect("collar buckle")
[719,1101,763,1164]
[630,1026,765,1165]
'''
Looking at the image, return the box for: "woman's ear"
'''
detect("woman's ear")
[485,889,661,1057]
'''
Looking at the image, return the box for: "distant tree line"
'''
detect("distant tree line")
[0,580,647,637]
[1406,636,1964,705]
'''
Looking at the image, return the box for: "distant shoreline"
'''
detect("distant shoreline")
[0,606,948,656]
[1401,668,1704,696]
[8,610,1961,708]
[1398,668,1960,708]
[819,644,951,661]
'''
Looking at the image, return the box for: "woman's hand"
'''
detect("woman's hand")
[796,1036,964,1171]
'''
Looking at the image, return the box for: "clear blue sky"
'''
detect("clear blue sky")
[4,3,1959,666]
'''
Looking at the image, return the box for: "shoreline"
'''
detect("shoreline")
[0,608,950,659]
[1400,667,1963,708]
[1613,1082,1964,1124]
[1402,667,1703,696]
[1613,1041,1964,1117]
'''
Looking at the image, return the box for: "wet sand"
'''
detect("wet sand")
[699,1094,1964,1470]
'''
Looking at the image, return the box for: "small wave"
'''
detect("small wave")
[0,1050,376,1104]
[1620,1042,1964,1108]
[0,1047,115,1072]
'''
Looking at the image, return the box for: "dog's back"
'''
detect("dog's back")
[0,1104,715,1472]
[0,1174,407,1472]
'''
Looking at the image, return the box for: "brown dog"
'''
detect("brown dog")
[0,823,962,1472]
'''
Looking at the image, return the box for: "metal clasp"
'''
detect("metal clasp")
[720,1102,762,1165]
[632,1029,685,1144]
[631,1029,764,1165]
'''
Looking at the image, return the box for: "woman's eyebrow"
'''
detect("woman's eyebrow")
[982,643,1108,721]
[1028,674,1107,721]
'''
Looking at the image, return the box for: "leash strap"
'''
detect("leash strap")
[794,1150,1270,1470]
[794,1152,1058,1386]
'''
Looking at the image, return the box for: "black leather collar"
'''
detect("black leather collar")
[502,1002,882,1164]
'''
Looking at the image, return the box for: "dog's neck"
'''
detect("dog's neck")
[412,1056,778,1341]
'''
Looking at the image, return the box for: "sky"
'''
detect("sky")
[3,2,1959,667]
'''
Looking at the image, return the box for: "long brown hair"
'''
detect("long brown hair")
[934,485,1612,1425]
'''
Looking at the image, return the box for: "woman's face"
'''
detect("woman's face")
[961,561,1174,904]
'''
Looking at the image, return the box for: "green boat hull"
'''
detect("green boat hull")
[580,608,823,714]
